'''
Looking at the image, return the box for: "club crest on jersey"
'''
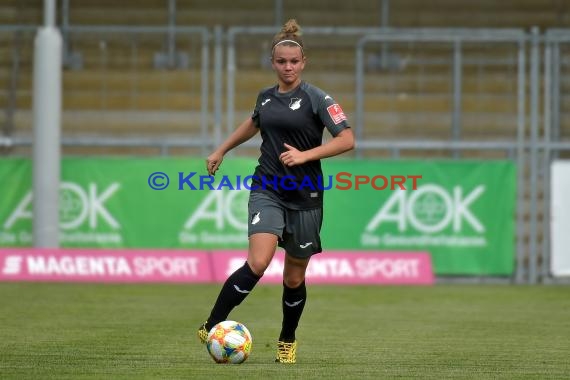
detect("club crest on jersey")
[289,98,302,110]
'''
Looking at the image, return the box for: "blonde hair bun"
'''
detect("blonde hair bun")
[281,19,301,36]
[272,19,304,55]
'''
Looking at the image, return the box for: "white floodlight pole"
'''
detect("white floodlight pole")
[32,0,62,247]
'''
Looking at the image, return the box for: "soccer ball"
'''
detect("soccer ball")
[206,320,253,364]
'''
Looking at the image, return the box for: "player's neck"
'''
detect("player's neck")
[278,79,302,93]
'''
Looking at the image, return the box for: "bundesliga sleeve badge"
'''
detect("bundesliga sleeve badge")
[327,103,347,124]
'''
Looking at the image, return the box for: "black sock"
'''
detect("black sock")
[205,261,261,331]
[279,281,306,342]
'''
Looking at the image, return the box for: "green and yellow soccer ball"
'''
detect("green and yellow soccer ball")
[206,320,252,364]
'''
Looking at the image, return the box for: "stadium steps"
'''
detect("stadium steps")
[234,70,517,95]
[279,0,569,28]
[0,68,528,139]
[1,109,204,137]
[177,0,570,29]
[0,2,42,25]
[0,71,205,106]
[2,143,207,157]
[2,0,569,29]
[1,0,569,141]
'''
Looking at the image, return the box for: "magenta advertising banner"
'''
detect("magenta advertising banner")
[210,251,434,285]
[0,249,212,283]
[0,249,433,285]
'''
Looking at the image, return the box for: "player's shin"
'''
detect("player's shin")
[205,261,261,330]
[279,280,306,342]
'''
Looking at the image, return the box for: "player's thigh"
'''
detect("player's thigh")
[248,191,286,237]
[247,192,285,275]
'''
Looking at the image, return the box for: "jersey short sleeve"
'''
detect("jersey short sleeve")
[304,83,350,137]
[251,87,273,128]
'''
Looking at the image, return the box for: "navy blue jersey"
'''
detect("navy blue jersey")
[250,81,350,210]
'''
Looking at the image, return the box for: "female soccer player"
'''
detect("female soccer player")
[197,19,354,364]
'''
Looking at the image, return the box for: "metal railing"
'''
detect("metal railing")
[224,25,394,140]
[1,25,211,155]
[354,28,530,283]
[539,29,570,285]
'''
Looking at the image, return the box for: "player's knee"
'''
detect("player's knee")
[283,274,305,288]
[247,258,269,277]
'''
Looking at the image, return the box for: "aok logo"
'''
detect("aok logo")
[3,182,121,230]
[183,189,249,231]
[365,184,485,234]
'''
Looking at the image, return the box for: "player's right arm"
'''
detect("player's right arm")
[206,117,258,176]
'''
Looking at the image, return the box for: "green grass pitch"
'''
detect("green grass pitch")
[1,283,569,379]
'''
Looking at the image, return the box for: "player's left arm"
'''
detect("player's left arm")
[280,128,354,167]
[280,88,355,167]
